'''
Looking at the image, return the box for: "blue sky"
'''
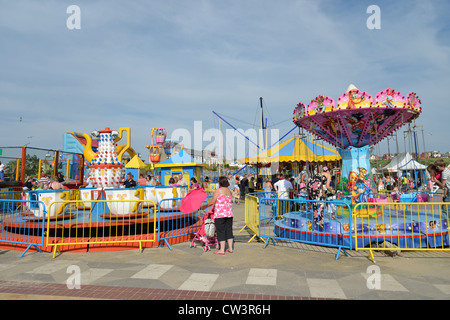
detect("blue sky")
[1,0,449,161]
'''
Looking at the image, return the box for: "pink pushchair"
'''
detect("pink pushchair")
[190,210,218,252]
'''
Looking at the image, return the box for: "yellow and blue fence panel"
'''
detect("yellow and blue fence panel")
[352,201,450,262]
[258,197,353,260]
[46,199,157,258]
[157,195,211,250]
[0,198,47,257]
[241,194,260,243]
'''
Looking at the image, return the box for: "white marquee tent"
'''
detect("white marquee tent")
[380,152,427,172]
[380,152,428,187]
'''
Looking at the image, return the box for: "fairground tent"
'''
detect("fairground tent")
[380,152,427,173]
[380,152,428,184]
[240,136,341,164]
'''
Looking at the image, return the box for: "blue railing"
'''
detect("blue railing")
[258,197,353,260]
[0,199,47,257]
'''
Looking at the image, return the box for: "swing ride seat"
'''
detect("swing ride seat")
[400,193,418,203]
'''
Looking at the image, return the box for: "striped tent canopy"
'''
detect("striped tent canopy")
[241,136,341,164]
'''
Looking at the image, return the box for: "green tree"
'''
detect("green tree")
[6,155,43,179]
[25,155,42,176]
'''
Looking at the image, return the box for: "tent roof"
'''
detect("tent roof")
[381,152,427,171]
[125,155,147,169]
[240,136,341,164]
[154,149,206,168]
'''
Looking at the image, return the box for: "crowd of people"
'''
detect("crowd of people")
[22,173,66,191]
[122,172,211,193]
[372,159,449,199]
[228,166,336,201]
[24,159,449,202]
[227,160,449,204]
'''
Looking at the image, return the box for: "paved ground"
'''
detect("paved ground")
[0,201,449,303]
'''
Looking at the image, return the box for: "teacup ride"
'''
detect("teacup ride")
[1,188,74,251]
[23,189,73,220]
[154,185,188,212]
[0,127,201,254]
[78,188,95,210]
[102,188,146,219]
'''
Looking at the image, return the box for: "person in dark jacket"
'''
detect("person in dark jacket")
[240,175,249,199]
[123,173,137,188]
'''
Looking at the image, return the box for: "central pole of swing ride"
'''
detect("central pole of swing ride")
[213,99,297,177]
[260,97,265,150]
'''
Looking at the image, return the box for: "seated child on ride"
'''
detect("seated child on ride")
[391,182,400,202]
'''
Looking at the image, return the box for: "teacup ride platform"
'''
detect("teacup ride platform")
[0,187,202,254]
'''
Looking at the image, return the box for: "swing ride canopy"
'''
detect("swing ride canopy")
[240,136,341,164]
[292,85,422,149]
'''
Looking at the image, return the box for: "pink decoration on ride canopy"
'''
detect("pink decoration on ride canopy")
[293,87,422,149]
[293,102,306,121]
[307,95,335,115]
[336,89,372,110]
[406,91,422,112]
[374,88,405,109]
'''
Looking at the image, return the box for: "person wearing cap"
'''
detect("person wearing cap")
[298,182,307,196]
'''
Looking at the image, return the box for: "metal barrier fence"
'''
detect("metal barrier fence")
[258,197,353,260]
[158,194,213,250]
[158,198,201,250]
[0,190,23,203]
[0,199,46,257]
[352,201,450,262]
[46,199,157,258]
[377,189,445,203]
[240,194,260,242]
[3,187,449,261]
[0,188,216,257]
[0,187,24,194]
